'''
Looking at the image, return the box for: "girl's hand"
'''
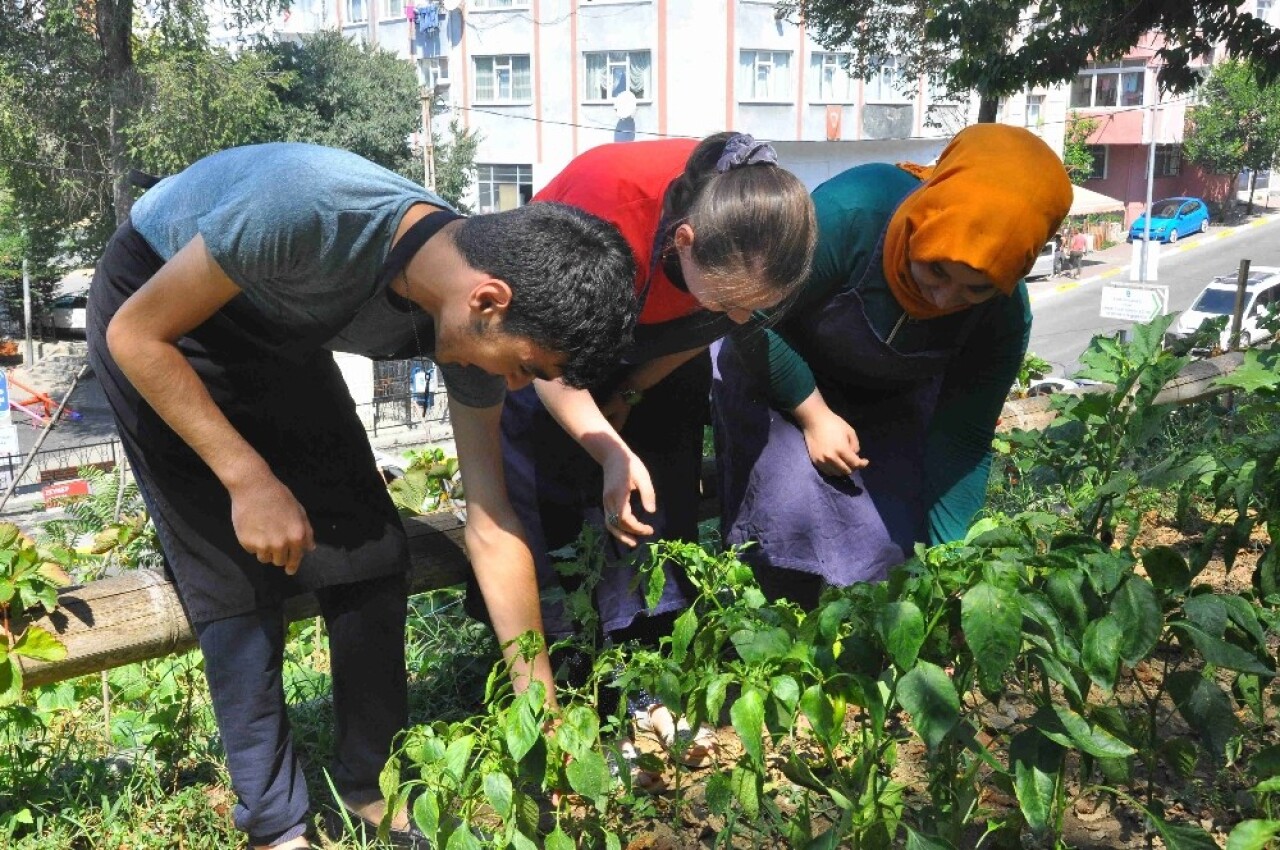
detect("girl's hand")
[792,390,869,477]
[600,447,656,546]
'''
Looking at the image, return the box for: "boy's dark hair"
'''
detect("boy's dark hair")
[452,203,638,388]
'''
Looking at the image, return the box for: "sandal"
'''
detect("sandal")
[606,737,666,794]
[632,703,718,768]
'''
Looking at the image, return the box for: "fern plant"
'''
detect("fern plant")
[39,466,163,581]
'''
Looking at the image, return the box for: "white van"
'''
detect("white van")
[1172,266,1280,349]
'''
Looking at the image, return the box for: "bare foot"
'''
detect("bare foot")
[341,789,411,832]
[634,703,717,767]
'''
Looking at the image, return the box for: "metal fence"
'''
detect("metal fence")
[0,438,123,496]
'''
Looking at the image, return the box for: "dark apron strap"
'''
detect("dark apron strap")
[377,208,464,292]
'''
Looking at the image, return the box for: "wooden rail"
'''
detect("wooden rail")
[18,352,1247,689]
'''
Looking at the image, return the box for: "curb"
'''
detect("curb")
[1030,212,1280,303]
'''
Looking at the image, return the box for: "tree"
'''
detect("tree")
[1063,113,1101,185]
[257,30,422,178]
[431,118,481,213]
[782,1,1280,121]
[1183,58,1280,216]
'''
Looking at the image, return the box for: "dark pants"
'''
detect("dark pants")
[1069,250,1084,277]
[195,573,409,847]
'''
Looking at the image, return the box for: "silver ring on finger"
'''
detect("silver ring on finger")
[606,511,622,529]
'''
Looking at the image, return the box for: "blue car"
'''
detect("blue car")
[1127,196,1210,243]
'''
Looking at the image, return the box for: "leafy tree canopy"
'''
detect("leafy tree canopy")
[783,1,1280,99]
[1182,58,1280,214]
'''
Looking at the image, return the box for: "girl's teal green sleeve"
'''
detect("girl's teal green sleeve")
[924,282,1031,544]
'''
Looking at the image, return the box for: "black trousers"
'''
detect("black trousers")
[195,573,408,847]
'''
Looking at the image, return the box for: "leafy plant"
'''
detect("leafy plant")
[0,522,68,707]
[388,447,466,518]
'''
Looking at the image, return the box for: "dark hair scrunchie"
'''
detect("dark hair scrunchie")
[715,133,779,173]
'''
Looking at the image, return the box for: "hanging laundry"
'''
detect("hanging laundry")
[416,3,432,33]
[406,4,416,22]
[424,2,441,34]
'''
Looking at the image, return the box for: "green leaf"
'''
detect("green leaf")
[12,625,67,662]
[1217,349,1280,392]
[731,687,766,766]
[732,766,760,820]
[731,626,792,665]
[1251,744,1280,780]
[1221,594,1268,648]
[1029,705,1135,759]
[0,656,20,707]
[904,827,957,849]
[1045,570,1089,633]
[897,661,960,753]
[1159,737,1200,779]
[1172,622,1276,675]
[443,734,474,784]
[671,607,696,664]
[704,771,733,815]
[557,704,600,761]
[800,684,838,749]
[1183,595,1229,637]
[1082,615,1124,693]
[770,674,800,710]
[876,600,926,669]
[705,672,732,724]
[961,582,1022,693]
[1010,729,1064,834]
[1110,577,1162,665]
[412,792,441,841]
[503,696,540,762]
[482,772,513,820]
[1227,820,1280,850]
[544,828,575,850]
[565,750,610,803]
[1147,811,1220,850]
[1167,670,1242,762]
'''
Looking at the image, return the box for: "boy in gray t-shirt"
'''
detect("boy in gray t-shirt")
[88,142,636,849]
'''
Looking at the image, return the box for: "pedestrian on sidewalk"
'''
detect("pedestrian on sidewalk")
[1069,229,1089,278]
[712,123,1072,609]
[87,142,637,850]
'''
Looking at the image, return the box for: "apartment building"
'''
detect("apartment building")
[244,0,1007,206]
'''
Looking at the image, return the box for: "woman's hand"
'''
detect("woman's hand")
[228,469,316,574]
[792,390,869,477]
[601,446,656,547]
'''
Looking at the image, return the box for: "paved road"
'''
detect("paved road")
[1025,214,1280,376]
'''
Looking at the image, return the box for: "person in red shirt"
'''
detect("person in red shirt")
[1069,229,1089,278]
[482,133,816,786]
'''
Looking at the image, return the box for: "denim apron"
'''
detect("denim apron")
[712,227,988,587]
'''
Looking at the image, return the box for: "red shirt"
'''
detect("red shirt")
[534,140,704,326]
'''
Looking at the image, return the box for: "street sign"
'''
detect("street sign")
[42,478,90,506]
[1100,283,1169,323]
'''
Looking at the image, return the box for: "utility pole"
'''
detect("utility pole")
[1139,93,1159,283]
[21,256,33,366]
[421,86,436,191]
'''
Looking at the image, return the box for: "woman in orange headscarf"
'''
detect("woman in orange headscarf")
[711,124,1072,604]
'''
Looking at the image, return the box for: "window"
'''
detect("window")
[1155,144,1181,177]
[474,55,531,102]
[739,50,792,101]
[1025,94,1045,127]
[346,0,367,22]
[810,52,854,102]
[1085,144,1108,180]
[383,0,405,15]
[477,164,533,212]
[470,0,523,7]
[1070,60,1146,108]
[1258,0,1273,19]
[583,51,651,101]
[424,56,450,87]
[864,55,911,103]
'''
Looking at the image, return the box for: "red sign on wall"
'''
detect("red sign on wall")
[42,478,90,506]
[825,105,843,141]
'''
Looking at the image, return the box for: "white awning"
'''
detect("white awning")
[1069,184,1126,216]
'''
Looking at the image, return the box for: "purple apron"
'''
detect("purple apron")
[712,234,986,587]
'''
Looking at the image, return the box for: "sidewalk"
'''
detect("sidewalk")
[1025,207,1280,304]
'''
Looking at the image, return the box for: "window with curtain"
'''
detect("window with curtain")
[1086,145,1108,180]
[1070,63,1148,108]
[474,55,532,102]
[383,0,405,16]
[810,52,853,102]
[471,0,522,7]
[864,55,910,102]
[1155,144,1181,177]
[583,51,651,101]
[347,0,367,22]
[740,50,792,101]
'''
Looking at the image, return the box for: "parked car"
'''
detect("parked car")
[1127,197,1210,243]
[1170,266,1280,351]
[50,293,88,338]
[1027,241,1058,279]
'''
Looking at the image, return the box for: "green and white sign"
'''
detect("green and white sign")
[1100,282,1169,323]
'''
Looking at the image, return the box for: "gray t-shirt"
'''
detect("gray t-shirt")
[130,142,505,408]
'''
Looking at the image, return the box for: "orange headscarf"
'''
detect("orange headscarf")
[883,124,1073,319]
